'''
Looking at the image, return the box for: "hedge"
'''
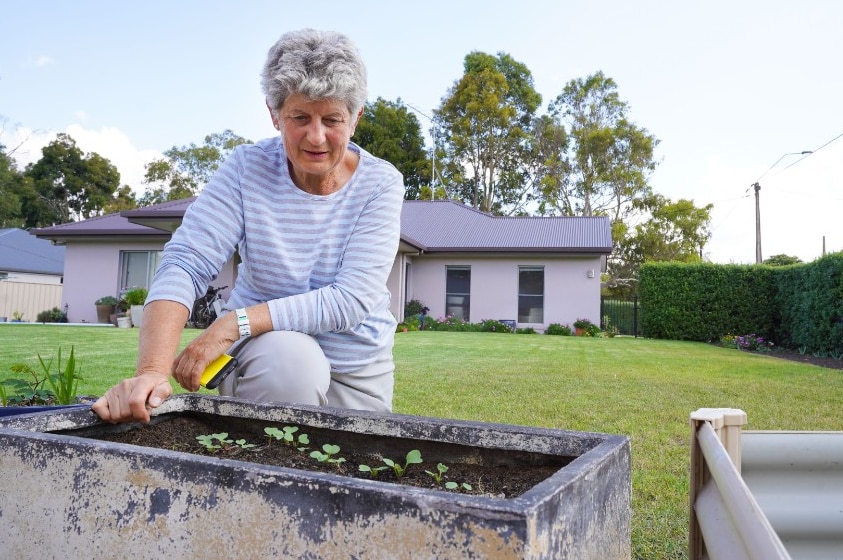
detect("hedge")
[639,253,843,355]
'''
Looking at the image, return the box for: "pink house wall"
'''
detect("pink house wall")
[62,240,235,324]
[405,255,603,329]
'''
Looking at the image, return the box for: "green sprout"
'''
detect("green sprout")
[382,449,423,478]
[425,462,449,484]
[196,432,255,453]
[196,432,232,452]
[445,481,473,492]
[310,444,346,467]
[358,463,390,478]
[265,426,310,451]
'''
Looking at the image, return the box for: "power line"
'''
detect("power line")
[766,130,843,179]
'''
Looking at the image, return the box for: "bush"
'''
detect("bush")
[404,299,429,317]
[123,287,149,306]
[545,323,573,336]
[36,307,65,323]
[477,319,515,333]
[515,327,537,334]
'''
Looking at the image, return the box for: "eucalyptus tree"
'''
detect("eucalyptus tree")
[141,129,250,204]
[539,71,659,223]
[435,51,542,214]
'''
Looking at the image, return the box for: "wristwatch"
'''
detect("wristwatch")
[236,308,251,338]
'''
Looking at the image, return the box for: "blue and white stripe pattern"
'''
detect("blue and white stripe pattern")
[147,136,404,372]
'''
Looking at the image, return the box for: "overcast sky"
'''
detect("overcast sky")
[2,0,841,264]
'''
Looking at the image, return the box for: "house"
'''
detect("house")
[0,228,66,321]
[32,199,612,329]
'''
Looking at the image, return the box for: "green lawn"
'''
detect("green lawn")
[2,324,842,559]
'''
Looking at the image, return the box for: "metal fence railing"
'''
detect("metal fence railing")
[600,296,641,337]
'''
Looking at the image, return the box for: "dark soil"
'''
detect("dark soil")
[765,348,843,370]
[92,414,563,499]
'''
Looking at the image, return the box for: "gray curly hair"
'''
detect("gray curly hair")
[261,29,368,118]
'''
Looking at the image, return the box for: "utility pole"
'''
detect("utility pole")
[753,182,762,263]
[751,150,812,265]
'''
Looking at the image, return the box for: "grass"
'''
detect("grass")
[2,324,842,559]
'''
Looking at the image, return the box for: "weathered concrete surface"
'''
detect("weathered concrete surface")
[0,394,631,559]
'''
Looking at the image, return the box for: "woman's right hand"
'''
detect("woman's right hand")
[91,373,173,424]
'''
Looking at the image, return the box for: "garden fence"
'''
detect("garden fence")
[600,296,641,337]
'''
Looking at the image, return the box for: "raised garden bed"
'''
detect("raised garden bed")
[0,394,631,559]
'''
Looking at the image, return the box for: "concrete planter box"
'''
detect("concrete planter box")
[0,394,630,559]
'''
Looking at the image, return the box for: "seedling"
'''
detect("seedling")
[445,481,473,492]
[310,444,346,467]
[196,432,233,452]
[358,463,390,478]
[424,462,449,484]
[382,449,423,478]
[234,439,256,449]
[265,426,310,451]
[196,432,255,453]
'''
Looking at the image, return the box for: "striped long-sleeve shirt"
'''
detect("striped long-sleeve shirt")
[147,136,405,372]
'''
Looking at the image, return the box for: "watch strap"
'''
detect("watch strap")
[236,307,251,338]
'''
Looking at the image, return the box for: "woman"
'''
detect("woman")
[93,29,404,423]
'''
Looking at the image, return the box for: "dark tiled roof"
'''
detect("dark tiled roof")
[33,198,612,254]
[401,200,612,253]
[0,228,65,275]
[30,207,180,240]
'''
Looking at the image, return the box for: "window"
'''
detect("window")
[120,251,162,292]
[518,266,544,323]
[445,266,471,321]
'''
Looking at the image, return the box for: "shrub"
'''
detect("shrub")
[36,307,65,323]
[477,319,515,333]
[545,323,572,336]
[404,299,429,316]
[123,287,149,306]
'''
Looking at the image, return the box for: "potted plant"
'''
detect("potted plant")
[573,318,591,336]
[11,310,23,323]
[0,394,631,558]
[95,296,119,324]
[122,287,148,328]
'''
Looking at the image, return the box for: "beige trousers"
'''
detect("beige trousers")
[216,330,393,412]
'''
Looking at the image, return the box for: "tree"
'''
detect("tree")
[613,194,713,279]
[141,129,250,204]
[102,185,139,214]
[435,51,542,214]
[353,98,430,199]
[0,144,25,227]
[539,71,658,222]
[22,134,120,227]
[763,254,802,266]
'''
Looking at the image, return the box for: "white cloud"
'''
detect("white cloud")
[5,124,162,195]
[65,124,161,193]
[34,55,54,67]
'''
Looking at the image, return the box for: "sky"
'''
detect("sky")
[2,0,841,264]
